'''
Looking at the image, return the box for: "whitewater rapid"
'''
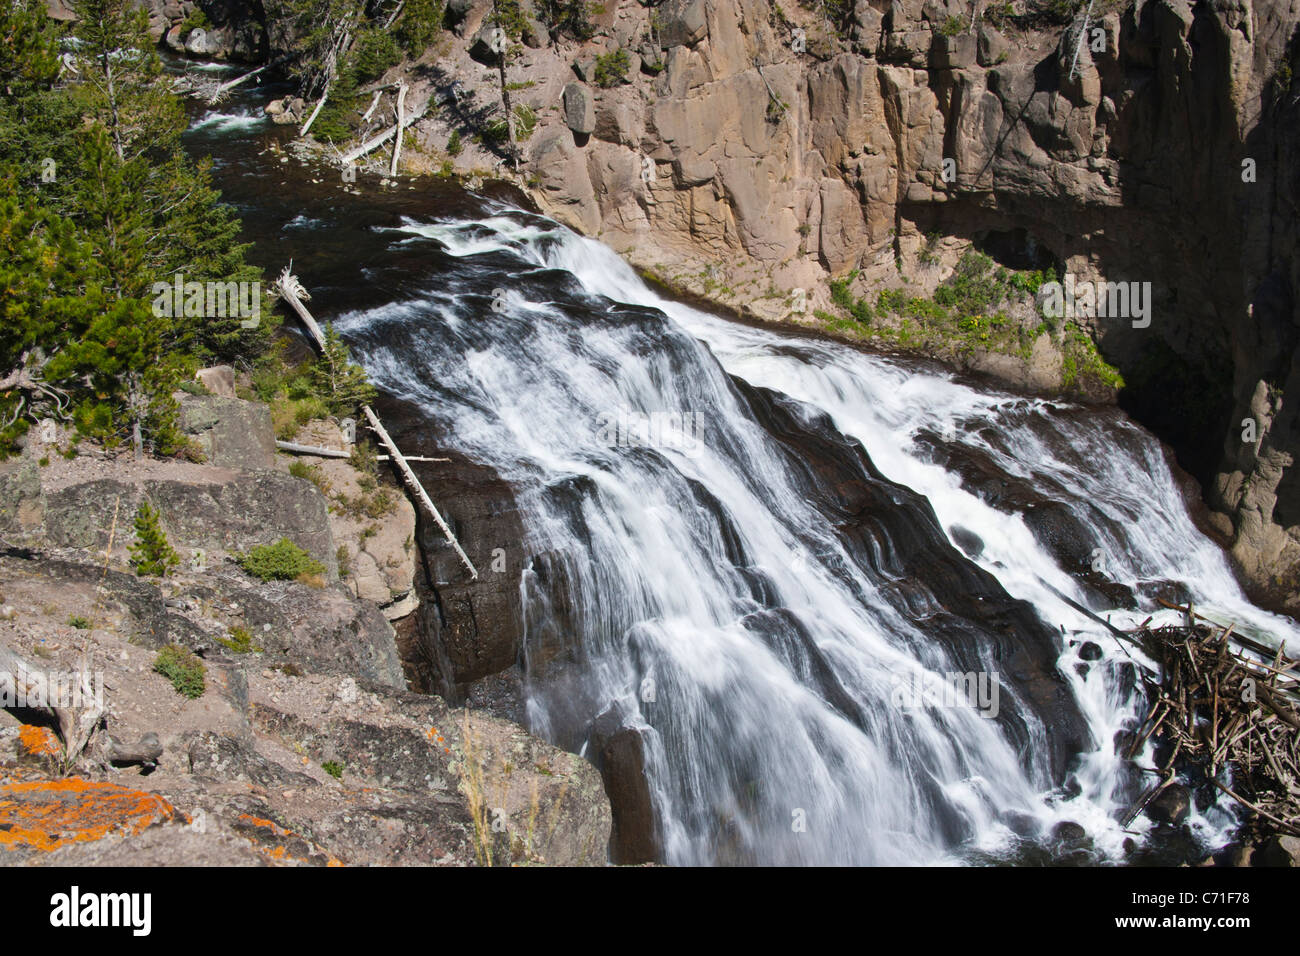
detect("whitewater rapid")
[327,206,1300,865]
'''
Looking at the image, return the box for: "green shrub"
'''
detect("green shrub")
[217,625,262,654]
[534,0,595,40]
[238,538,327,582]
[490,0,528,37]
[271,395,330,441]
[322,760,344,779]
[129,502,180,577]
[311,325,376,417]
[288,459,331,493]
[829,272,857,310]
[1062,324,1125,391]
[154,645,206,699]
[397,0,444,56]
[351,27,402,83]
[446,129,462,156]
[593,48,630,87]
[179,7,209,34]
[828,271,874,326]
[1030,0,1087,24]
[68,615,91,629]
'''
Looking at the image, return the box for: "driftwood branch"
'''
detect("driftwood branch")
[0,642,103,767]
[299,90,329,137]
[390,81,408,176]
[273,269,478,579]
[338,105,426,165]
[276,440,447,462]
[276,439,350,458]
[1124,602,1300,841]
[204,55,286,104]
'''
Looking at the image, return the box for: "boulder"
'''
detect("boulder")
[977,25,1008,66]
[184,27,210,55]
[1146,784,1192,826]
[590,710,659,864]
[447,0,493,35]
[164,23,187,53]
[522,15,547,48]
[0,458,42,534]
[468,25,504,65]
[1252,835,1300,867]
[195,365,237,399]
[562,82,596,136]
[656,0,708,48]
[852,2,884,55]
[179,395,276,471]
[931,31,976,69]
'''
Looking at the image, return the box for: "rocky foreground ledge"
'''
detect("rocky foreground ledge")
[0,386,610,866]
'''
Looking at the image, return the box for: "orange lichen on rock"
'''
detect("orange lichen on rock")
[18,725,61,758]
[234,812,343,867]
[0,779,177,853]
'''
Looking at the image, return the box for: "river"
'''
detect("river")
[181,65,1300,866]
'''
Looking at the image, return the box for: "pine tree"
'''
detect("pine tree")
[0,0,271,457]
[312,324,376,416]
[396,0,444,56]
[0,192,104,450]
[129,501,180,577]
[0,0,59,97]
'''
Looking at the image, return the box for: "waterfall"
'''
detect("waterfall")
[329,204,1300,866]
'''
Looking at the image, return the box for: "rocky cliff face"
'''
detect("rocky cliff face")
[129,0,1300,607]
[0,392,611,865]
[404,0,1300,611]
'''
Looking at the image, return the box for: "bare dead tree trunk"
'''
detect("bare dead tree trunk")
[492,0,519,170]
[0,642,103,768]
[128,373,144,460]
[390,81,408,175]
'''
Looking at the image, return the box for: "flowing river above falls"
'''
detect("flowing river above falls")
[183,69,1300,866]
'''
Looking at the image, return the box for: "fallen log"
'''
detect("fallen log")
[338,105,426,165]
[272,268,478,579]
[363,406,477,579]
[277,439,449,462]
[205,55,285,104]
[276,439,351,459]
[299,90,329,137]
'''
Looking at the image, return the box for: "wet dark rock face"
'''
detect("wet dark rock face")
[378,394,529,706]
[589,709,659,866]
[737,380,1092,782]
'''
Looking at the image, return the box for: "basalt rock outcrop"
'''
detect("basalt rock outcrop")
[120,0,1300,609]
[419,0,1300,612]
[0,398,611,865]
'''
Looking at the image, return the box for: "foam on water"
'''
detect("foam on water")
[331,209,1299,864]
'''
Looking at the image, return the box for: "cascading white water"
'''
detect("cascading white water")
[330,207,1300,865]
